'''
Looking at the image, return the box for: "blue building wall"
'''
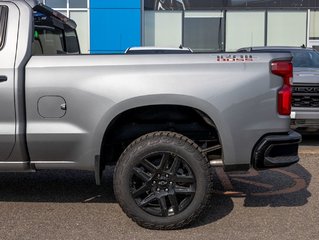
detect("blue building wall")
[90,0,142,54]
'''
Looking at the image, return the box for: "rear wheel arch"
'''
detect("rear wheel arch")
[99,104,223,170]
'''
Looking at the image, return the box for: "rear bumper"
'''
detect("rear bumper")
[252,131,302,169]
[291,109,319,130]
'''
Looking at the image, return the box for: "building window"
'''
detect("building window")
[46,0,67,8]
[69,0,87,8]
[144,11,224,52]
[226,11,265,51]
[145,11,182,47]
[145,0,319,10]
[310,11,319,39]
[309,11,319,48]
[184,11,224,52]
[267,11,307,47]
[42,0,90,53]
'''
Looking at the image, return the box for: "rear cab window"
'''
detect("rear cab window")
[32,4,80,55]
[34,26,65,55]
[0,6,8,50]
[65,29,80,54]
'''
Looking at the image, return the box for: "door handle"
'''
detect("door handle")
[0,76,7,82]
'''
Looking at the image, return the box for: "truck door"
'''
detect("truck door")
[0,4,19,161]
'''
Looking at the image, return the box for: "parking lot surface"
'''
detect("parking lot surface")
[0,135,317,240]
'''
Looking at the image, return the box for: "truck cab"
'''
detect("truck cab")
[0,0,79,166]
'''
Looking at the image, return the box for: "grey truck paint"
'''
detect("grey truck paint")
[238,46,319,131]
[0,0,294,172]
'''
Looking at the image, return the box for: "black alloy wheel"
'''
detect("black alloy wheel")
[131,151,196,217]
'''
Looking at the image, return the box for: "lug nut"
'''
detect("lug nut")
[165,188,169,192]
[169,182,173,185]
[153,181,156,184]
[166,174,169,178]
[157,188,160,192]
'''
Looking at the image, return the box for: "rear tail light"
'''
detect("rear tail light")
[271,60,293,116]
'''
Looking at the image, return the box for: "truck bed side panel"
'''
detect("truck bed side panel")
[25,53,291,170]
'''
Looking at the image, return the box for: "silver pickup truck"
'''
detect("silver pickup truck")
[0,0,301,230]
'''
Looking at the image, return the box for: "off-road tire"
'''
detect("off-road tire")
[113,131,213,230]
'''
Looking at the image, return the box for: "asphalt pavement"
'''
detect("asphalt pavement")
[0,135,317,240]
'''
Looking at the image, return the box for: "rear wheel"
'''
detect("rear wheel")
[113,131,213,229]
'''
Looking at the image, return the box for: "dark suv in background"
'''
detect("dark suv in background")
[239,47,319,133]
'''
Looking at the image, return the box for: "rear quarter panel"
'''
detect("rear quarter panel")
[25,53,291,170]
